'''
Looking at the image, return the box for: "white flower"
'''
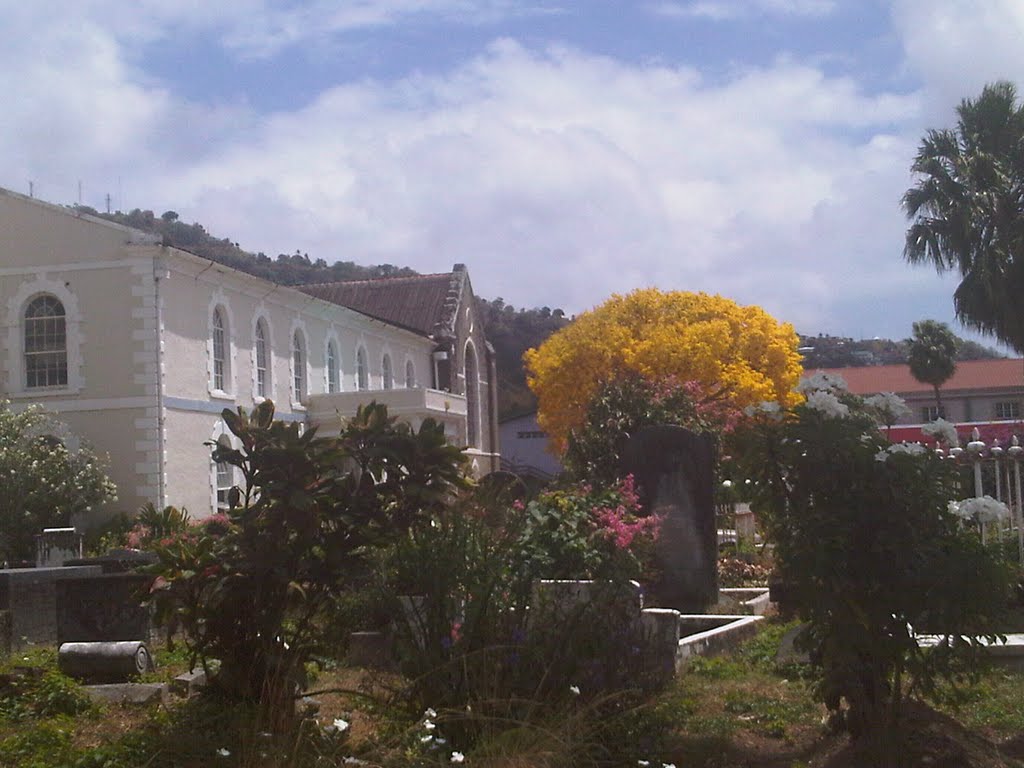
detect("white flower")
[865,392,911,423]
[663,764,677,768]
[955,496,1010,524]
[797,371,847,394]
[424,708,437,718]
[326,718,349,734]
[451,752,465,763]
[569,685,580,695]
[421,735,434,743]
[744,400,782,420]
[638,762,651,767]
[805,390,849,419]
[216,748,231,757]
[423,720,436,731]
[922,419,959,447]
[343,758,366,766]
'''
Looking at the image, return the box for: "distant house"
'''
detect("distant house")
[808,359,1024,443]
[0,187,499,524]
[498,411,562,481]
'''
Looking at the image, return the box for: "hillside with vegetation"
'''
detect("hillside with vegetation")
[75,205,1003,420]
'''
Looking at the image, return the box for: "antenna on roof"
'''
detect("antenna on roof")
[28,180,33,198]
[105,193,111,214]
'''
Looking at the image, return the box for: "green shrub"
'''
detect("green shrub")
[733,376,1014,740]
[147,399,467,728]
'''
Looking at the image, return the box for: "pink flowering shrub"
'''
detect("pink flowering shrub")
[516,475,661,581]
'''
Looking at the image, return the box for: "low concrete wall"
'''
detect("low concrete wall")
[676,615,765,668]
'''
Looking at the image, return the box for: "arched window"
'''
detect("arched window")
[356,346,369,391]
[24,295,67,388]
[254,318,270,399]
[327,340,340,394]
[293,330,306,402]
[382,354,393,390]
[215,434,234,511]
[465,341,481,449]
[212,307,228,392]
[405,359,416,388]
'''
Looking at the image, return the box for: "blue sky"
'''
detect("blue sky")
[3,0,1023,347]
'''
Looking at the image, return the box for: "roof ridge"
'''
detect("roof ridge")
[302,272,450,290]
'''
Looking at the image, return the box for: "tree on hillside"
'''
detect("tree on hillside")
[524,289,803,454]
[902,80,1024,352]
[908,320,958,416]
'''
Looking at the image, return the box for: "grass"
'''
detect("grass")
[5,620,1024,767]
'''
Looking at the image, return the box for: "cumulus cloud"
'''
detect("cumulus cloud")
[649,0,835,21]
[892,0,1024,120]
[2,0,1020,345]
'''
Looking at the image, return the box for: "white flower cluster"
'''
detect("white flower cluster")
[804,390,850,419]
[864,392,911,423]
[922,418,960,447]
[743,400,782,420]
[796,371,847,394]
[874,442,927,462]
[948,495,1010,524]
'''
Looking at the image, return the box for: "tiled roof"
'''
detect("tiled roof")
[300,267,466,338]
[811,358,1024,395]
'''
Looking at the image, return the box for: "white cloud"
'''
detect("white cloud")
[3,1,1011,345]
[650,0,835,21]
[892,0,1024,120]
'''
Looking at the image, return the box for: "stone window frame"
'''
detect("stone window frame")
[356,344,369,391]
[206,290,236,400]
[404,357,417,388]
[325,331,342,395]
[5,277,84,396]
[210,419,240,514]
[289,318,311,409]
[381,350,394,390]
[251,313,273,402]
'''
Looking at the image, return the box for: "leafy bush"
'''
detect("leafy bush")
[564,374,735,484]
[733,375,1014,741]
[0,399,116,563]
[147,399,467,727]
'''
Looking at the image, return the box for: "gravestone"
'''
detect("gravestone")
[35,528,84,567]
[621,425,717,612]
[0,566,103,647]
[56,573,154,644]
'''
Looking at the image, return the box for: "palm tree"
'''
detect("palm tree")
[902,81,1024,353]
[908,320,957,417]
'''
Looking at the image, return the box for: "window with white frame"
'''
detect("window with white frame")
[996,401,1021,420]
[356,346,369,390]
[215,434,234,511]
[212,307,228,392]
[327,340,340,394]
[405,359,416,388]
[293,330,307,402]
[921,405,946,422]
[382,354,393,390]
[254,318,270,399]
[24,295,68,388]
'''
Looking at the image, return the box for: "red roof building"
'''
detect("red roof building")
[808,359,1024,444]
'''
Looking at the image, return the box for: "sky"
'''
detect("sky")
[3,0,1023,345]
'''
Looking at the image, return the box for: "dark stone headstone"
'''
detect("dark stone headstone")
[622,425,717,612]
[55,573,153,644]
[0,566,104,647]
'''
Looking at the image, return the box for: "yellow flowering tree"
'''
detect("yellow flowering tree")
[524,289,803,453]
